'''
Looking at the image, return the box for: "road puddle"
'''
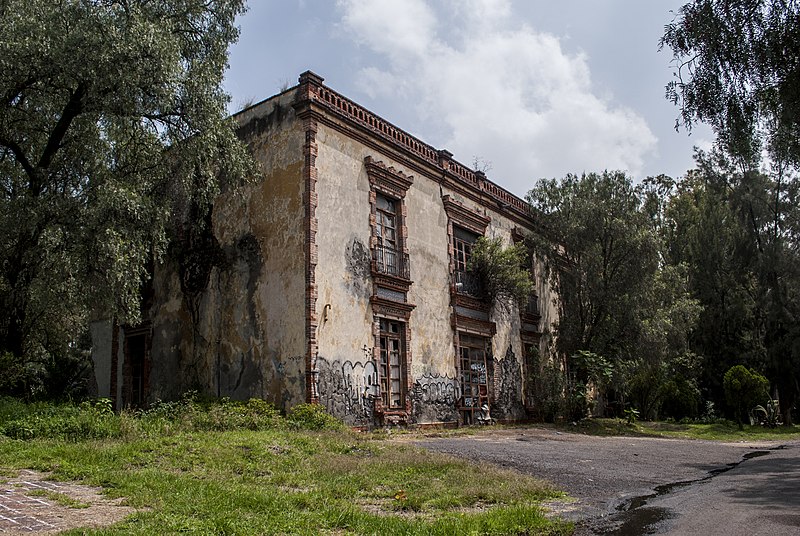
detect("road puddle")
[583,447,779,535]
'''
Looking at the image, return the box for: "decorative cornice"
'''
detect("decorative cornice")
[452,314,497,337]
[364,156,413,198]
[454,293,490,312]
[372,273,412,293]
[370,296,416,320]
[289,71,537,230]
[442,195,490,234]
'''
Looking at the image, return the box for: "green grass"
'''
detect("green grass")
[553,417,800,441]
[634,420,800,441]
[0,399,571,535]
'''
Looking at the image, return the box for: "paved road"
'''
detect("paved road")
[418,428,800,535]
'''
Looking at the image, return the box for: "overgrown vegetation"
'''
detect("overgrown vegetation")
[0,0,254,399]
[552,417,800,442]
[514,0,800,428]
[467,236,533,309]
[723,366,770,430]
[0,398,571,535]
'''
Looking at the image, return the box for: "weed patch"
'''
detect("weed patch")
[0,398,572,535]
[552,417,800,441]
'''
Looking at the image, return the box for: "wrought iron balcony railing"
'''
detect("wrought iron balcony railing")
[372,245,410,279]
[453,270,484,298]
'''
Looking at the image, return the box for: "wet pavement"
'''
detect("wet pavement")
[418,428,800,535]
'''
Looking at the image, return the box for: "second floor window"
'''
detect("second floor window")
[453,226,482,296]
[376,194,397,250]
[374,193,409,278]
[453,226,476,272]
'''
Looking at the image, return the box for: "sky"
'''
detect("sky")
[223,0,715,198]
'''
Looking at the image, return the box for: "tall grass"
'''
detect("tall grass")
[0,397,571,535]
[0,395,343,441]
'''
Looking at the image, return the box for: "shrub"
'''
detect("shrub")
[196,398,281,431]
[660,377,701,420]
[286,403,344,431]
[723,365,769,430]
[525,350,566,423]
[0,398,120,441]
[467,237,533,308]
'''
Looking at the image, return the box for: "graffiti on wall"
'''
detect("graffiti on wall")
[411,372,460,423]
[316,353,378,426]
[493,346,526,420]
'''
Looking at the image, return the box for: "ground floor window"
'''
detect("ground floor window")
[458,333,490,424]
[379,318,407,409]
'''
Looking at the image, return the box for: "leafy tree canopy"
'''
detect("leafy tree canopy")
[527,171,701,419]
[661,0,800,169]
[0,0,253,395]
[527,171,662,361]
[467,236,532,309]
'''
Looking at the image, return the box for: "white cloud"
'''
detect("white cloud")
[337,0,657,196]
[337,0,437,60]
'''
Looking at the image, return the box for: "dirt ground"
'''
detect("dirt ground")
[0,470,135,534]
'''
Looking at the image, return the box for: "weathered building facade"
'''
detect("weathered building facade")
[90,71,558,427]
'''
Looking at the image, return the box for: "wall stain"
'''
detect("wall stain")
[493,346,526,420]
[345,237,371,297]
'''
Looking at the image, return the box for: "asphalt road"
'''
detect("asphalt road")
[417,428,800,535]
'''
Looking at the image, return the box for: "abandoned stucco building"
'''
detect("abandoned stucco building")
[90,71,558,426]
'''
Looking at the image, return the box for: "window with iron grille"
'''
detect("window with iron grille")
[374,193,409,278]
[458,333,490,423]
[453,226,482,296]
[379,318,406,409]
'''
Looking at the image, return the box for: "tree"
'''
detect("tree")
[467,237,532,309]
[527,171,661,363]
[661,0,800,168]
[527,171,699,418]
[663,0,800,425]
[0,0,253,396]
[723,365,770,429]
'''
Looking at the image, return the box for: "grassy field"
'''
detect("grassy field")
[0,397,571,535]
[556,417,800,441]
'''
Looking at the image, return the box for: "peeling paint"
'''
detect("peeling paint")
[493,346,526,421]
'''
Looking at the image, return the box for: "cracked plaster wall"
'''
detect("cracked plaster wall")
[146,92,308,409]
[313,122,560,424]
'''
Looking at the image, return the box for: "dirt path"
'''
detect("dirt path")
[417,427,797,534]
[0,470,134,534]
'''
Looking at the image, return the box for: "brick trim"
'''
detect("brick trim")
[275,71,539,232]
[364,156,414,199]
[442,195,491,235]
[295,72,321,404]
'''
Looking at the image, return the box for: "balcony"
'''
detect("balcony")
[524,294,540,317]
[453,270,484,298]
[372,244,410,279]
